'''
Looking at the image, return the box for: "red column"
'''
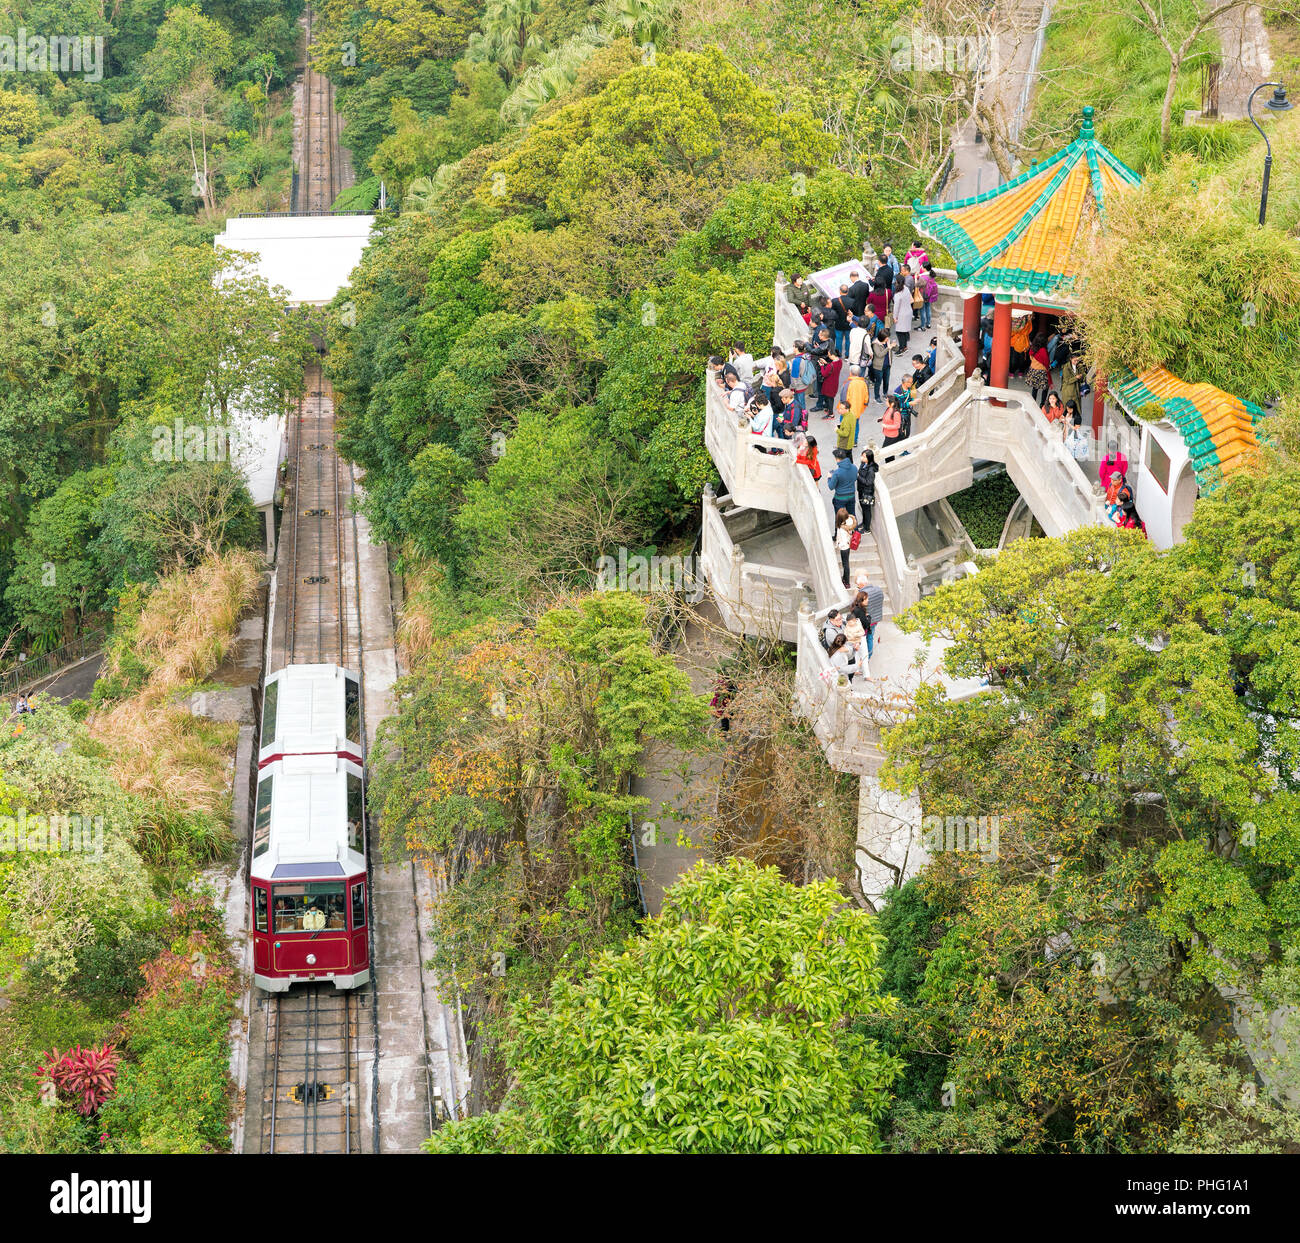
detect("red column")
[1091,371,1107,437]
[989,300,1011,405]
[962,294,981,376]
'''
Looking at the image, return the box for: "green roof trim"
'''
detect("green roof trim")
[910,106,1142,299]
[1109,366,1265,491]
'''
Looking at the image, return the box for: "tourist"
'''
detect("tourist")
[729,342,756,383]
[868,330,891,402]
[724,371,749,415]
[830,285,854,357]
[816,350,843,415]
[895,375,916,432]
[828,632,858,681]
[927,336,938,375]
[1060,351,1086,411]
[844,614,868,673]
[835,399,858,452]
[788,343,815,422]
[15,693,31,715]
[1063,408,1090,462]
[1100,439,1129,490]
[857,448,878,533]
[892,276,913,356]
[1028,337,1052,406]
[835,509,857,586]
[882,396,904,448]
[918,264,938,331]
[866,281,890,326]
[748,395,775,438]
[827,448,857,528]
[847,270,872,317]
[880,244,901,284]
[853,573,886,657]
[707,355,727,389]
[822,608,845,649]
[795,432,821,480]
[911,353,933,388]
[785,274,813,313]
[760,351,786,408]
[1043,391,1066,424]
[1104,471,1124,522]
[1009,312,1034,376]
[845,365,869,429]
[848,315,871,367]
[905,240,929,273]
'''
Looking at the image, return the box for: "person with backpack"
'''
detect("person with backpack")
[788,344,814,424]
[827,448,857,529]
[918,264,938,330]
[835,509,857,586]
[868,330,891,402]
[857,449,878,533]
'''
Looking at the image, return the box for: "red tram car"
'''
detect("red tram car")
[251,750,369,992]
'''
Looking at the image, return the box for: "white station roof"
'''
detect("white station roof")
[215,214,375,306]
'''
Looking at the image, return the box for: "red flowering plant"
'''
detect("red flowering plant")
[36,1044,121,1115]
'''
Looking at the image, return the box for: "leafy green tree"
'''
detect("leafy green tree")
[426,858,902,1154]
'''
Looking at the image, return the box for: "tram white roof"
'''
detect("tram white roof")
[260,662,362,764]
[251,752,365,882]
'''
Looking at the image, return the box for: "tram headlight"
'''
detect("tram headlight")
[306,953,317,965]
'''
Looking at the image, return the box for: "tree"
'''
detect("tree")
[425,858,902,1153]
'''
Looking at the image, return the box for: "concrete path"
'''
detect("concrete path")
[944,0,1051,201]
[629,602,734,915]
[1213,5,1273,120]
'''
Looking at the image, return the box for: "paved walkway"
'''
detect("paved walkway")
[1213,5,1273,120]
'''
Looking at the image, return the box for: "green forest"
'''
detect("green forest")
[5,0,1300,1160]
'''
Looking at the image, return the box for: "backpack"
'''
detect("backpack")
[789,355,811,391]
[1116,481,1134,508]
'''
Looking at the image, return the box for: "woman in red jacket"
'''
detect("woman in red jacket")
[795,433,821,480]
[815,351,842,415]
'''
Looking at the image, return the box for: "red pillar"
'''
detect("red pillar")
[962,294,981,376]
[1091,371,1107,437]
[989,300,1011,405]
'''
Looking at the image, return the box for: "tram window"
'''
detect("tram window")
[253,778,273,858]
[262,680,278,744]
[351,881,365,930]
[272,882,347,932]
[345,677,361,745]
[255,887,268,933]
[347,773,364,853]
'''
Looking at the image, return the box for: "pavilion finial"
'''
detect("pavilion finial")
[1080,105,1095,140]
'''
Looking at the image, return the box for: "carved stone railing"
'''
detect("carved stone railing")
[877,393,975,516]
[871,476,923,613]
[912,333,965,435]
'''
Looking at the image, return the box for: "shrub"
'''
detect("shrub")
[36,1044,120,1115]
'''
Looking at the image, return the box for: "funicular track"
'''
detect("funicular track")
[257,363,377,1156]
[297,6,341,213]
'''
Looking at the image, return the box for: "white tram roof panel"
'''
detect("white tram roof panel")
[260,662,363,765]
[251,752,366,882]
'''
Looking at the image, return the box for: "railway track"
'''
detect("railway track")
[260,987,362,1154]
[297,6,342,212]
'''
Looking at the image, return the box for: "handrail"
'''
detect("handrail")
[0,627,107,698]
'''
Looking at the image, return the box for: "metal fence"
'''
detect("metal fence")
[0,628,107,699]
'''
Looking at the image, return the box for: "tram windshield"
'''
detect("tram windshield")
[272,881,347,932]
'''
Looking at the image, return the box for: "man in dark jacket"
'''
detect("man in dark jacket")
[827,449,857,529]
[846,270,872,318]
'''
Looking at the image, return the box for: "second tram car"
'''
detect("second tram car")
[259,663,364,769]
[251,752,368,991]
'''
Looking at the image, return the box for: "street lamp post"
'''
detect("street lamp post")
[1247,83,1294,226]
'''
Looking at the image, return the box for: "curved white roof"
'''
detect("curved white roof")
[260,662,363,766]
[251,752,366,882]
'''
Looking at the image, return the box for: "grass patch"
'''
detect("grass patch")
[947,470,1022,549]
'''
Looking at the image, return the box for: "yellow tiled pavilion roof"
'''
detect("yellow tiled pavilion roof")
[1110,366,1267,488]
[912,106,1141,303]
